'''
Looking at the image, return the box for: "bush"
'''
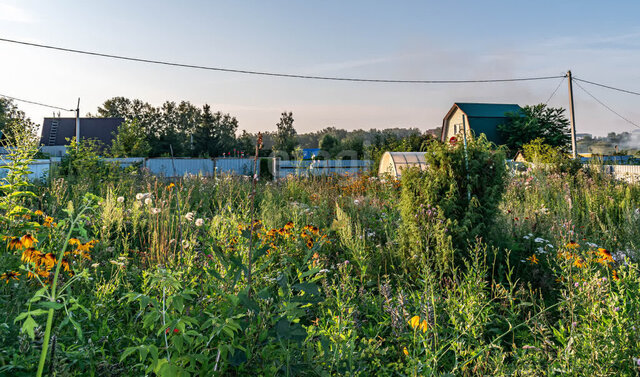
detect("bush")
[400,135,507,272]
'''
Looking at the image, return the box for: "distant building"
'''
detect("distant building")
[440,103,522,145]
[39,117,124,156]
[575,133,592,140]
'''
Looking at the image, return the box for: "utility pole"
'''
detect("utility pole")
[567,71,578,159]
[75,98,80,151]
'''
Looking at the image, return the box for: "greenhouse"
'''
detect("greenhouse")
[378,151,428,178]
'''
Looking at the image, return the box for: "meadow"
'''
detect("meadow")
[1,136,640,376]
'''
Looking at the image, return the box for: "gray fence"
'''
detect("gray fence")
[276,160,372,179]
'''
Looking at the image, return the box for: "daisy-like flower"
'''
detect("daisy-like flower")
[408,315,421,329]
[34,210,44,216]
[144,197,153,206]
[166,183,175,190]
[527,254,539,265]
[43,216,55,227]
[573,258,586,268]
[184,212,194,221]
[195,218,204,227]
[8,237,23,250]
[41,253,57,270]
[306,238,313,249]
[566,241,580,249]
[284,221,294,230]
[69,238,82,246]
[117,196,125,203]
[0,271,20,283]
[150,208,161,215]
[20,234,38,249]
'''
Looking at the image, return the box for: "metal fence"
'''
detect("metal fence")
[276,160,372,179]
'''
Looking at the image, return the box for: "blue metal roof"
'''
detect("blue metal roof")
[455,103,522,118]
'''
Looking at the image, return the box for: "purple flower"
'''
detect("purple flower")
[614,307,621,312]
[574,282,580,288]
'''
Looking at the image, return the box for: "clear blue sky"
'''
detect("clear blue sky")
[1,0,640,136]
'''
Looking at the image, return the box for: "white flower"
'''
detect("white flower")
[181,240,190,248]
[523,235,530,240]
[117,196,124,203]
[195,218,204,227]
[91,263,99,268]
[150,207,161,215]
[144,197,152,206]
[537,247,546,254]
[185,212,194,221]
[354,199,360,205]
[534,237,545,243]
[135,193,144,200]
[547,244,554,249]
[586,242,598,248]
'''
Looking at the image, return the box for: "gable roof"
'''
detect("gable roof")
[441,103,523,144]
[454,103,522,118]
[40,117,124,148]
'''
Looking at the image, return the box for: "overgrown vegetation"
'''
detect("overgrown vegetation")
[1,130,640,376]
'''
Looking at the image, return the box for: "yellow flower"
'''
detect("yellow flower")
[0,271,20,283]
[34,210,44,216]
[306,238,314,249]
[419,319,428,333]
[41,253,56,270]
[8,237,23,250]
[597,248,614,264]
[403,347,409,356]
[20,234,38,249]
[284,221,294,230]
[69,238,82,246]
[43,216,55,227]
[573,258,586,268]
[612,270,619,281]
[526,254,539,265]
[408,315,421,330]
[166,182,175,190]
[21,247,41,264]
[566,241,580,249]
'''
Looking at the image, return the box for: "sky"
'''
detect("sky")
[1,0,640,136]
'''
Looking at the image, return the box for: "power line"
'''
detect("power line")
[0,37,565,84]
[573,80,640,130]
[0,93,74,112]
[545,75,566,105]
[574,77,640,97]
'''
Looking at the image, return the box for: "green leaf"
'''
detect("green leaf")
[21,315,38,340]
[39,301,64,310]
[120,347,138,362]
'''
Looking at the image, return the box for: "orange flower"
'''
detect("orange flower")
[0,271,20,283]
[408,315,421,329]
[612,270,619,281]
[419,319,428,333]
[306,238,314,249]
[41,253,56,270]
[573,258,586,268]
[597,248,614,263]
[69,238,82,246]
[34,210,44,216]
[20,234,38,249]
[8,237,23,250]
[284,221,294,230]
[403,347,409,356]
[526,254,539,265]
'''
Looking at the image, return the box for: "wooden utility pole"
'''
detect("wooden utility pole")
[567,71,578,159]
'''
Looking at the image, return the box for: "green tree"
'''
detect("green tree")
[498,104,571,155]
[0,98,38,145]
[273,111,298,158]
[110,119,151,157]
[319,133,339,157]
[192,104,238,157]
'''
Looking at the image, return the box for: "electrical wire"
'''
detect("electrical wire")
[0,93,74,112]
[0,37,565,84]
[574,77,640,97]
[573,80,640,130]
[545,76,566,104]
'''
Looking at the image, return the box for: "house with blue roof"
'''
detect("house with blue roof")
[440,102,522,145]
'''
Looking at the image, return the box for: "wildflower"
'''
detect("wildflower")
[135,193,145,200]
[306,238,313,249]
[150,207,161,215]
[284,221,294,230]
[61,258,71,272]
[21,232,39,248]
[612,270,619,280]
[8,237,23,250]
[419,319,428,333]
[195,218,204,227]
[34,210,44,216]
[173,328,179,334]
[185,212,194,221]
[0,271,20,283]
[574,282,580,288]
[566,241,580,249]
[403,347,409,356]
[91,263,99,268]
[42,253,57,270]
[117,196,125,203]
[408,315,421,329]
[166,183,175,190]
[526,254,539,265]
[144,197,153,206]
[573,258,586,268]
[43,216,55,227]
[21,248,41,264]
[69,238,82,246]
[597,248,614,263]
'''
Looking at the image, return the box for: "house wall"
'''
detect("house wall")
[444,108,472,142]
